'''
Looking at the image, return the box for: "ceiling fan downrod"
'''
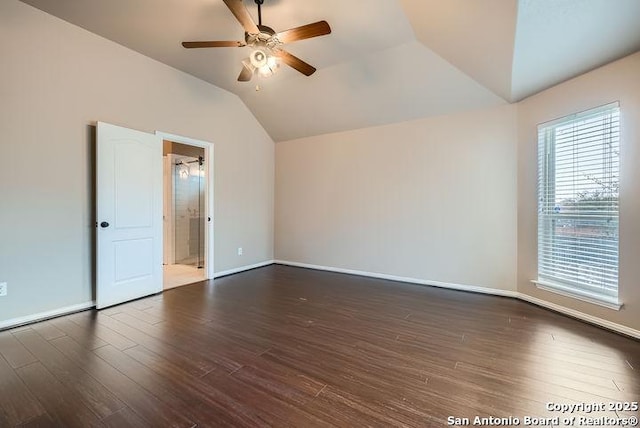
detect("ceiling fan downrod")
[255,0,264,26]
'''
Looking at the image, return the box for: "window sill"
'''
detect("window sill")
[531,280,623,311]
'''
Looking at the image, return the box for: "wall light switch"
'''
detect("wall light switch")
[0,282,7,297]
[237,247,243,256]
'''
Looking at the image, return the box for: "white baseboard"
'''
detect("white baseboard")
[274,259,640,340]
[517,293,640,339]
[214,260,275,279]
[0,301,95,331]
[274,260,519,298]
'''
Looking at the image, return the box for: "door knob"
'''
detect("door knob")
[100,221,110,228]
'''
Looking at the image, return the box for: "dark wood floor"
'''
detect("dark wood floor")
[1,265,638,427]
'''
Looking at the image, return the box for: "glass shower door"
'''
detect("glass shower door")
[174,156,205,268]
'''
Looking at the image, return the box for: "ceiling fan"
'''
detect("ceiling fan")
[182,0,331,82]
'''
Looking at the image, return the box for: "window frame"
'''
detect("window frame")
[533,102,621,310]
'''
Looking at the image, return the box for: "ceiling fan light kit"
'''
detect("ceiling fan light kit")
[182,0,331,82]
[258,56,279,78]
[250,49,268,68]
[243,53,279,80]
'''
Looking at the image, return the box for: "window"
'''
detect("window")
[537,103,620,306]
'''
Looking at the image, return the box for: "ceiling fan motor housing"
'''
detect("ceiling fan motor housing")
[245,25,279,47]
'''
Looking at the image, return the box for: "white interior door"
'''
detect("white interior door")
[97,122,162,309]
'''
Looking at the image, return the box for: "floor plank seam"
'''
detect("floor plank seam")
[229,365,244,376]
[314,384,327,397]
[13,360,40,372]
[199,367,217,378]
[257,347,272,357]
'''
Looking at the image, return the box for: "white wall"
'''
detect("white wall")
[276,104,518,292]
[518,52,640,331]
[0,1,274,324]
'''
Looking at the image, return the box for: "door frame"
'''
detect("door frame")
[156,131,215,280]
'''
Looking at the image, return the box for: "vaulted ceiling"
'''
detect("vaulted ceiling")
[20,0,640,141]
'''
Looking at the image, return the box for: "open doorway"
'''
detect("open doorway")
[162,138,212,289]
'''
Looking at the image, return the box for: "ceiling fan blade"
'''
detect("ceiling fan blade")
[182,41,245,48]
[238,63,254,82]
[222,0,259,35]
[274,50,316,76]
[277,21,331,44]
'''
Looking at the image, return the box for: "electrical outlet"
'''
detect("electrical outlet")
[237,247,243,256]
[0,282,7,297]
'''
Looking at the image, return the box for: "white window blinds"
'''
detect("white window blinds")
[537,103,620,300]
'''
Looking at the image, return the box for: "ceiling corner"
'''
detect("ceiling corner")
[397,0,518,102]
